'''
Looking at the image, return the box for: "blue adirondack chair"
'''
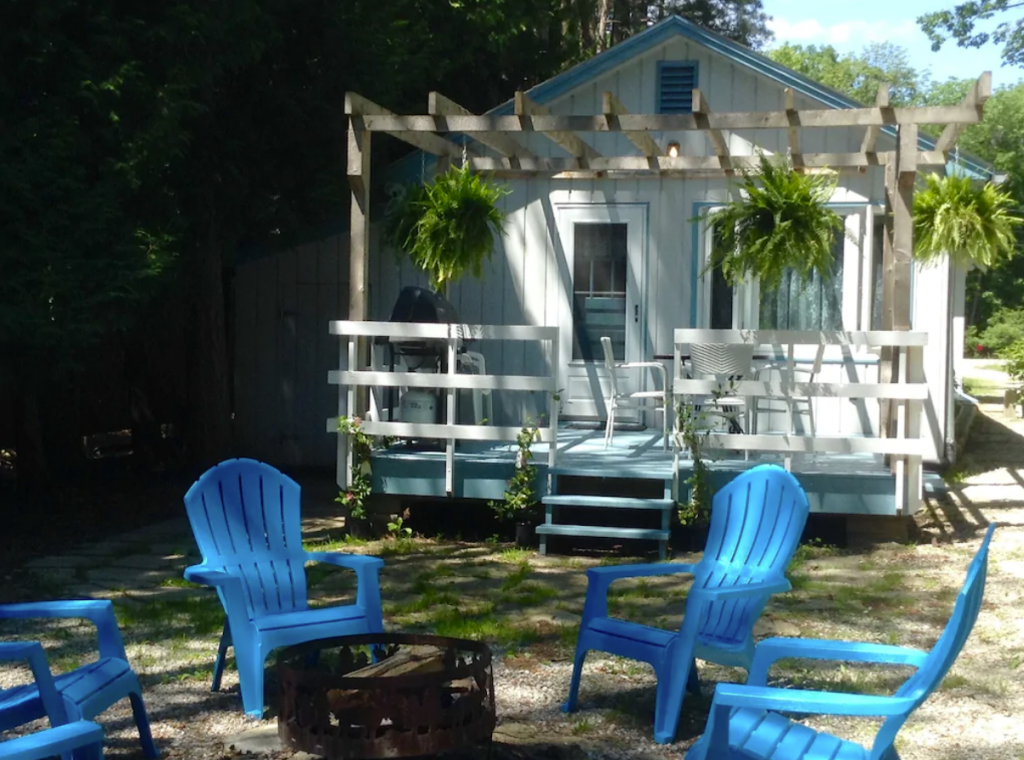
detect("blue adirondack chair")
[563,464,810,744]
[0,719,103,760]
[686,522,998,760]
[0,601,156,759]
[183,458,385,718]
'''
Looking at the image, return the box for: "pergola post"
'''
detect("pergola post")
[346,95,372,435]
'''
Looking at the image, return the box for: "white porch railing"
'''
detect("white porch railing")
[328,321,560,495]
[673,329,928,515]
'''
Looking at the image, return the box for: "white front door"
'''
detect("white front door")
[556,204,646,420]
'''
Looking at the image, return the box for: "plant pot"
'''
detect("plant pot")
[515,522,535,548]
[347,516,371,540]
[676,524,709,553]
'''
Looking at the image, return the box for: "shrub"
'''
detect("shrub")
[981,308,1024,356]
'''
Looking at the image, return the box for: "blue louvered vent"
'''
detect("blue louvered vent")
[657,62,698,114]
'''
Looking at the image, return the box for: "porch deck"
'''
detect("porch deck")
[368,428,938,515]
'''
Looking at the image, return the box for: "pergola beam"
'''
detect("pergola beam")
[346,92,467,159]
[692,89,732,173]
[428,92,536,160]
[860,83,891,154]
[361,105,985,134]
[602,91,660,156]
[934,72,992,153]
[515,91,600,159]
[467,150,955,176]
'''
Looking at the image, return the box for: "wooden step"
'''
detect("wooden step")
[542,495,675,511]
[535,525,670,541]
[549,465,672,481]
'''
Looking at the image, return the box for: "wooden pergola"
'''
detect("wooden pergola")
[344,73,992,432]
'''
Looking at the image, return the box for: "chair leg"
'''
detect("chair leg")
[605,403,616,448]
[211,621,231,692]
[129,689,160,758]
[652,655,693,744]
[686,659,701,695]
[233,638,266,719]
[561,647,588,714]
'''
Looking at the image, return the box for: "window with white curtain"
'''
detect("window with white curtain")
[759,230,846,330]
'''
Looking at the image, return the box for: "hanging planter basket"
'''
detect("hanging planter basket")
[384,163,509,293]
[913,173,1022,270]
[698,153,846,292]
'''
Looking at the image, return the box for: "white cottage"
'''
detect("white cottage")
[233,15,991,541]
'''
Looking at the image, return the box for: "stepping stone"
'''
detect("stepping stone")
[110,555,185,571]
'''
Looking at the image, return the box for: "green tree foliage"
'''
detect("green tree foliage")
[591,0,772,52]
[919,1,1024,67]
[767,42,930,105]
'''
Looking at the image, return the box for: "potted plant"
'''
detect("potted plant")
[674,399,714,551]
[699,152,846,291]
[385,163,509,295]
[489,424,542,546]
[913,173,1021,270]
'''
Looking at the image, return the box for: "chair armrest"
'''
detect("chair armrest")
[0,601,128,662]
[711,683,915,717]
[583,563,696,620]
[183,565,250,623]
[305,552,385,573]
[617,361,668,390]
[305,553,384,622]
[0,720,104,760]
[0,642,68,727]
[691,578,791,602]
[748,637,928,685]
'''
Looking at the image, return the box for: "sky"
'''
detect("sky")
[761,0,1022,88]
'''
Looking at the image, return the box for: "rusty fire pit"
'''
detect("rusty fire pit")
[278,633,495,759]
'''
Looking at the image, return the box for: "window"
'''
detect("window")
[572,223,628,361]
[657,61,698,114]
[759,230,846,330]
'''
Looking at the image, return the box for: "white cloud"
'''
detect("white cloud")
[768,17,917,47]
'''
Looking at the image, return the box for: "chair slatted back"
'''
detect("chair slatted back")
[692,465,809,648]
[183,458,308,619]
[601,336,621,397]
[690,343,755,380]
[870,523,997,760]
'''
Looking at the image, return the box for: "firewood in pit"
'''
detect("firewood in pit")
[328,645,446,713]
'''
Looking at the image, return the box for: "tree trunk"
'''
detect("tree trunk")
[190,218,233,466]
[596,0,611,51]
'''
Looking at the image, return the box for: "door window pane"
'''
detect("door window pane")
[573,223,628,361]
[708,225,734,329]
[759,231,845,330]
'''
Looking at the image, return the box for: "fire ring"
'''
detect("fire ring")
[278,633,496,759]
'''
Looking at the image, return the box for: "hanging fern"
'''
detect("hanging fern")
[913,174,1022,270]
[384,164,509,293]
[700,153,845,292]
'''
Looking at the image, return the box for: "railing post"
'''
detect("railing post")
[894,345,908,514]
[906,344,924,514]
[548,330,559,484]
[445,329,457,495]
[342,336,356,489]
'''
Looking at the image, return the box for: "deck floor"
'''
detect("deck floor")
[374,427,888,479]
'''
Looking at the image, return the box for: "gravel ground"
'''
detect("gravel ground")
[2,402,1024,759]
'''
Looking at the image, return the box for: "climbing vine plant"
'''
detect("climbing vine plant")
[336,416,373,521]
[489,422,542,525]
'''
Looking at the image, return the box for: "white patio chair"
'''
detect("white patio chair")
[686,343,755,457]
[601,336,669,450]
[751,344,825,438]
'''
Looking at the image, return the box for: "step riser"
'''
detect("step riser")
[542,496,675,511]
